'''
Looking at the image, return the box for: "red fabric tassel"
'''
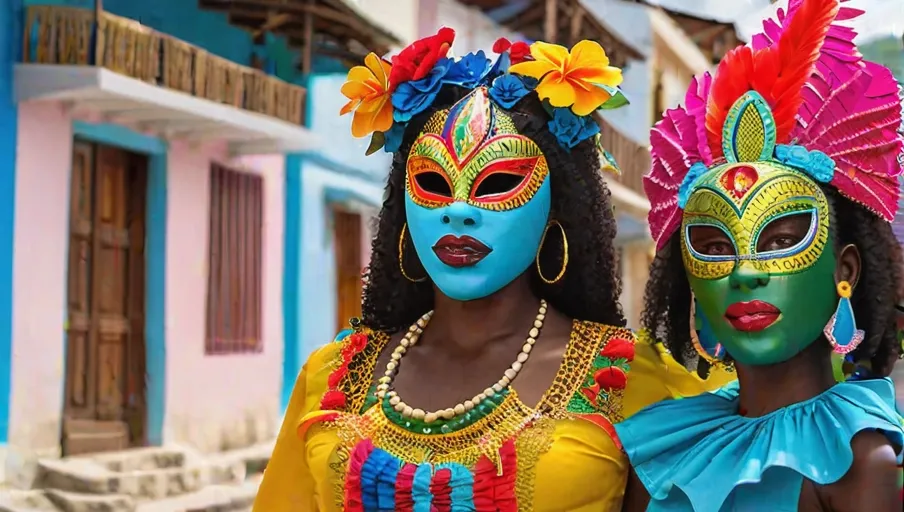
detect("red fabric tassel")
[344,440,374,512]
[394,463,417,512]
[430,468,453,512]
[472,440,518,512]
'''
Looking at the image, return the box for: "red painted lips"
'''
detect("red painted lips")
[432,235,492,268]
[724,300,781,332]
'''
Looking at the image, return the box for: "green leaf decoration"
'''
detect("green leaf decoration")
[365,131,386,156]
[595,84,629,110]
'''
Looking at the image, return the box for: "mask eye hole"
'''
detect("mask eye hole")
[756,212,812,253]
[688,225,736,257]
[413,171,453,198]
[473,172,527,199]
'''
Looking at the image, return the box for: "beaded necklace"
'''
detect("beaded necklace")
[375,300,548,434]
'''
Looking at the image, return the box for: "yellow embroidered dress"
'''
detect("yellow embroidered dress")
[254,323,732,511]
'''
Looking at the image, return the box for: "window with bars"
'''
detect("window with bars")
[206,164,264,354]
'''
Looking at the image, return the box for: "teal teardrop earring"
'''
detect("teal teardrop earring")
[824,281,864,354]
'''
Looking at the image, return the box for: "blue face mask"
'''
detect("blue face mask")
[403,88,552,301]
[405,180,550,301]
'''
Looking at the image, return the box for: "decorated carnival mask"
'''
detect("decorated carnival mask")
[644,0,904,366]
[404,88,550,300]
[339,28,630,301]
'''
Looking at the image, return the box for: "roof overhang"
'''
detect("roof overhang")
[14,64,321,156]
[606,177,651,219]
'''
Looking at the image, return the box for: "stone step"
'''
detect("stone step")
[36,453,244,500]
[0,489,57,512]
[135,476,261,512]
[44,489,134,512]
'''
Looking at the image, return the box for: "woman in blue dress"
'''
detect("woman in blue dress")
[618,0,904,510]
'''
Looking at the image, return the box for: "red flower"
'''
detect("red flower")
[510,41,531,64]
[348,332,368,353]
[321,390,347,410]
[493,37,512,53]
[341,332,369,360]
[600,337,635,362]
[388,27,455,91]
[593,366,628,391]
[327,363,349,388]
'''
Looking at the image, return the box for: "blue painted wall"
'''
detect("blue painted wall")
[281,73,393,409]
[0,0,23,446]
[71,122,168,446]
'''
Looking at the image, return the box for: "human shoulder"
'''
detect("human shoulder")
[562,321,635,421]
[819,430,901,512]
[622,328,737,418]
[307,326,392,414]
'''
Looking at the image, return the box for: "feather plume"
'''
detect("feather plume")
[706,0,840,157]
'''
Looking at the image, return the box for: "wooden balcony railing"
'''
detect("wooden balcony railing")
[23,5,306,127]
[598,116,651,199]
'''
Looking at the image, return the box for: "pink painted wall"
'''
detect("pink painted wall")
[163,146,284,452]
[8,102,72,487]
[6,102,284,486]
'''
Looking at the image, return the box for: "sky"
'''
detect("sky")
[642,0,903,42]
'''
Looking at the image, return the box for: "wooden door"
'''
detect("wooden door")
[334,209,363,332]
[63,142,148,456]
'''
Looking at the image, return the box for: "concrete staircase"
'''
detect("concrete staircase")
[0,443,271,512]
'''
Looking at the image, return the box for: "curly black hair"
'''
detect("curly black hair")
[360,85,626,333]
[641,185,904,376]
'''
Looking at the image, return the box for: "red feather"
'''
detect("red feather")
[705,0,841,158]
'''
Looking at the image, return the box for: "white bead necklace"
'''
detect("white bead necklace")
[376,300,548,424]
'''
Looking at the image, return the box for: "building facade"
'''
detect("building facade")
[0,0,396,489]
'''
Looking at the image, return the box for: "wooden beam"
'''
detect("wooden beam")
[544,0,557,42]
[301,0,314,74]
[570,5,584,45]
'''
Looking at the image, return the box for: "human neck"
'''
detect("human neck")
[423,275,540,358]
[735,341,836,417]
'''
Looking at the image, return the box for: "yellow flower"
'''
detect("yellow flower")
[340,53,393,138]
[509,40,623,116]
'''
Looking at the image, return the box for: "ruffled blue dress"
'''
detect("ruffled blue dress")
[615,378,904,512]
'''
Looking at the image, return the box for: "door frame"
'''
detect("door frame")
[68,121,167,446]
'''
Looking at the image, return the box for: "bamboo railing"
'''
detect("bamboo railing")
[23,5,305,126]
[598,116,651,198]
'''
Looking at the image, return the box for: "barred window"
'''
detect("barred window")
[206,164,263,354]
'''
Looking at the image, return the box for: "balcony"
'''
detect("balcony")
[457,0,644,68]
[16,5,319,155]
[597,116,652,222]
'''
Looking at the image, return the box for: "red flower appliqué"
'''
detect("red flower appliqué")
[599,336,635,362]
[321,331,370,411]
[388,27,455,91]
[321,390,347,411]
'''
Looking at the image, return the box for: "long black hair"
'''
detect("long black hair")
[641,185,904,376]
[360,85,626,333]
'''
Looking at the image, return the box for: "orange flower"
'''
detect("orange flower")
[509,40,623,116]
[340,53,394,138]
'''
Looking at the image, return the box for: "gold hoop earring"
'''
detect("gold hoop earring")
[399,223,427,283]
[536,220,568,284]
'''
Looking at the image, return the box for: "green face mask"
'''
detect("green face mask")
[681,161,838,366]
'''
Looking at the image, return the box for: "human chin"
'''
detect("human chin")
[404,180,551,301]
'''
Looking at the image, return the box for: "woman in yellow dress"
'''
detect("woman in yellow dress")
[253,29,732,512]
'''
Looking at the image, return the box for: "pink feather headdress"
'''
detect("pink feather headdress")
[644,0,904,250]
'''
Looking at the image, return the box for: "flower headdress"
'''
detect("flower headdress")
[339,28,629,154]
[644,0,904,250]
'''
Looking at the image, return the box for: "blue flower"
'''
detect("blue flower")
[547,108,600,150]
[486,51,511,82]
[489,74,533,109]
[382,122,406,153]
[391,57,453,123]
[774,144,835,183]
[678,162,710,209]
[444,51,492,89]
